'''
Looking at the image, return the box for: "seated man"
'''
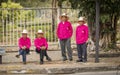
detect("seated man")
[16,29,31,64]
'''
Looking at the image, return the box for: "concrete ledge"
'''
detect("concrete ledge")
[0,65,119,74]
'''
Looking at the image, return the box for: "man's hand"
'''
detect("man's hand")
[41,46,46,50]
[22,46,26,50]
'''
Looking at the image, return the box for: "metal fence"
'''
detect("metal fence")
[0,8,79,50]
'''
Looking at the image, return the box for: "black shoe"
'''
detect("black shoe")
[83,60,87,63]
[40,61,43,64]
[63,58,67,61]
[46,57,52,61]
[15,55,20,58]
[76,60,83,62]
[69,59,73,61]
[23,62,26,64]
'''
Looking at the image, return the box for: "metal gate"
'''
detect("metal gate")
[0,8,79,51]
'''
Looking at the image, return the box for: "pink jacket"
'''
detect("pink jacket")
[76,25,89,44]
[57,21,73,40]
[18,37,31,49]
[34,37,48,50]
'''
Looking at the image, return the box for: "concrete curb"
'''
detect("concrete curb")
[89,52,120,58]
[0,65,120,74]
[73,52,120,58]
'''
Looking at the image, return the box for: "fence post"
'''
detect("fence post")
[57,7,61,49]
[95,0,100,63]
[0,55,2,64]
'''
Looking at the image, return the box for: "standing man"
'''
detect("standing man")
[76,17,89,62]
[57,13,73,61]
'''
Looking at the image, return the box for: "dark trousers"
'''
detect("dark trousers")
[36,49,49,62]
[77,43,87,61]
[40,50,49,62]
[60,39,72,60]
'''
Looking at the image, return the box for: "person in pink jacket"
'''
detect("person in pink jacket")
[57,13,73,61]
[76,17,89,63]
[34,30,51,64]
[16,29,31,64]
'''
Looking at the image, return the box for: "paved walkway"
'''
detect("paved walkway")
[0,51,120,74]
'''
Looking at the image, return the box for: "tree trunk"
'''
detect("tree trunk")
[111,15,118,48]
[99,22,112,49]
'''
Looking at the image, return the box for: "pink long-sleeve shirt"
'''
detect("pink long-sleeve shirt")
[34,37,48,50]
[57,21,73,40]
[76,24,89,44]
[18,37,31,49]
